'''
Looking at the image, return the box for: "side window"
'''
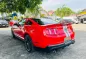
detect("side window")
[19,20,25,26]
[33,18,44,25]
[26,20,32,25]
[84,18,86,21]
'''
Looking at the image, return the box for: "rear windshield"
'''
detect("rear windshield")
[63,19,72,21]
[32,18,58,25]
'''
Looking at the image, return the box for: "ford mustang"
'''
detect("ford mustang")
[11,18,75,52]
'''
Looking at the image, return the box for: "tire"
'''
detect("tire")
[11,29,16,38]
[25,35,35,52]
[76,23,78,24]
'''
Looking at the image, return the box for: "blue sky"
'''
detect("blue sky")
[41,0,86,12]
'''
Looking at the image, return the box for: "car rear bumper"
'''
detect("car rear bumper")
[46,40,75,50]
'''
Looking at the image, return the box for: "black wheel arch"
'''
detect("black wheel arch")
[24,33,32,41]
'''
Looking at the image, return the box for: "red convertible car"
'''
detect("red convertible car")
[11,18,75,52]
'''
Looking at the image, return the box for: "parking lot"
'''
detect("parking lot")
[0,24,86,59]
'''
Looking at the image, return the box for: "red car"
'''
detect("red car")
[9,20,18,26]
[11,18,75,52]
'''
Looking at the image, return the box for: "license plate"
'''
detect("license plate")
[3,25,5,26]
[64,37,71,41]
[64,37,71,44]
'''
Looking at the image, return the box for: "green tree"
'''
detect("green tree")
[55,5,75,17]
[0,0,42,14]
[26,6,47,18]
[27,6,41,17]
[0,2,6,13]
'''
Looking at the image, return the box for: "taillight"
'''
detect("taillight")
[68,25,73,32]
[43,28,58,36]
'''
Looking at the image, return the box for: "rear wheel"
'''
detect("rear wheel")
[25,35,35,52]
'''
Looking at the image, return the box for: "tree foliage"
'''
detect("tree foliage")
[55,5,75,17]
[0,2,6,13]
[27,6,41,17]
[0,0,42,14]
[26,6,45,18]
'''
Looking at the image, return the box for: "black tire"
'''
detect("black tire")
[76,23,78,24]
[11,29,16,38]
[25,35,35,52]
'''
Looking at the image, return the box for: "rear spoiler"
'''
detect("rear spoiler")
[57,19,74,25]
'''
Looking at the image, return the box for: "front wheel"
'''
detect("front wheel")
[11,29,16,38]
[24,35,35,52]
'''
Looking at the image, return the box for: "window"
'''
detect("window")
[19,20,25,26]
[26,20,32,25]
[32,18,58,25]
[84,18,86,21]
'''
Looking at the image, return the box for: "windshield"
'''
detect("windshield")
[32,18,74,25]
[33,18,58,25]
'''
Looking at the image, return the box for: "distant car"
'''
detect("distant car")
[11,18,75,52]
[0,19,9,27]
[78,15,86,23]
[63,17,79,24]
[83,19,86,23]
[9,20,18,26]
[80,18,86,24]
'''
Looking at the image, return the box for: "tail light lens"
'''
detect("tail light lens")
[68,25,73,32]
[43,28,58,36]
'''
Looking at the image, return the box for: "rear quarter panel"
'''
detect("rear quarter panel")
[24,25,43,46]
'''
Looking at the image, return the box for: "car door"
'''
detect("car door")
[18,19,34,40]
[12,23,20,36]
[17,20,26,40]
[24,20,35,35]
[18,26,25,39]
